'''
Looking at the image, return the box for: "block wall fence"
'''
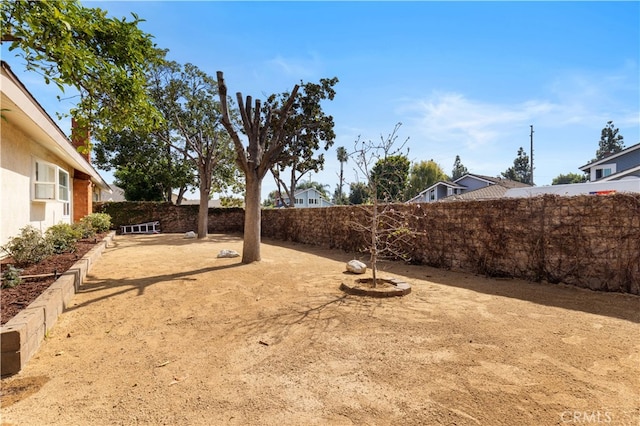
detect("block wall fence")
[96,193,640,295]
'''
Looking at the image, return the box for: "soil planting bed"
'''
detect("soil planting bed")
[1,235,106,325]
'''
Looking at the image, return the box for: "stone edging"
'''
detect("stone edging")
[340,277,412,298]
[0,231,116,377]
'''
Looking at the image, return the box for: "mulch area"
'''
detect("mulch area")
[1,235,105,325]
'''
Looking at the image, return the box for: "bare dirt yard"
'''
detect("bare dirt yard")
[1,233,638,426]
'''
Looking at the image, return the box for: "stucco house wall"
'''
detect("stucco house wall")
[1,61,110,249]
[1,120,75,241]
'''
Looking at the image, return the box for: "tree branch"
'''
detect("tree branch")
[216,71,249,172]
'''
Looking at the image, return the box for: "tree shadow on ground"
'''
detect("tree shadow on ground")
[65,261,244,313]
[261,238,640,324]
[224,292,390,348]
[110,232,243,248]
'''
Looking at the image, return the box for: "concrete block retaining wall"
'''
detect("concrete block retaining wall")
[0,232,115,376]
[96,194,640,294]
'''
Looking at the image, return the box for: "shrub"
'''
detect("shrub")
[0,225,54,266]
[45,223,82,254]
[1,265,23,288]
[80,213,112,233]
[71,220,95,239]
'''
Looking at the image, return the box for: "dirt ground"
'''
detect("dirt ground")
[1,233,639,426]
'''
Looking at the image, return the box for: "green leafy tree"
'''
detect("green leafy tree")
[551,172,588,185]
[94,126,195,203]
[451,155,468,180]
[160,63,238,238]
[268,77,338,207]
[501,147,531,184]
[262,190,279,208]
[1,0,163,143]
[97,62,239,238]
[220,196,243,207]
[348,182,370,205]
[404,160,448,200]
[595,120,625,160]
[114,165,165,201]
[370,155,411,202]
[332,188,349,205]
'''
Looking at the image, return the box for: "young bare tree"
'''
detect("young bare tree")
[216,71,299,263]
[350,123,413,287]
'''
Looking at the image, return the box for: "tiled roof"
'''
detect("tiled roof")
[442,185,508,201]
[443,179,531,201]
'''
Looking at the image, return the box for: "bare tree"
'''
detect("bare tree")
[350,123,414,287]
[217,71,299,263]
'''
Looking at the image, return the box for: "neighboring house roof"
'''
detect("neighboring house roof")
[408,180,463,202]
[408,173,530,203]
[579,142,640,171]
[443,183,516,201]
[456,173,500,185]
[1,60,110,191]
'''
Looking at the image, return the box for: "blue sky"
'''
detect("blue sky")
[3,1,639,200]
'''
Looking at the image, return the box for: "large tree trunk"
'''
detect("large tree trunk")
[197,179,210,239]
[242,173,262,262]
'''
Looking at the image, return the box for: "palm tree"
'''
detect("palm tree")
[336,146,348,202]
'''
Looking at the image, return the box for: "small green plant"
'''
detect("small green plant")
[1,225,54,266]
[71,221,95,239]
[80,213,112,234]
[1,265,23,288]
[45,223,82,254]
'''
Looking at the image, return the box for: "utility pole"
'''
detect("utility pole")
[530,125,534,185]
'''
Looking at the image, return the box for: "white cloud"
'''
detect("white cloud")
[399,92,557,153]
[265,53,322,80]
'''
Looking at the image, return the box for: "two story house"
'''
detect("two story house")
[579,143,640,182]
[275,187,334,208]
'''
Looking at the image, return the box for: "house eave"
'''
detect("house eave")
[454,173,498,185]
[579,142,640,171]
[1,61,110,191]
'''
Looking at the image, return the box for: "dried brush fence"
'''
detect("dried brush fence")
[98,193,640,294]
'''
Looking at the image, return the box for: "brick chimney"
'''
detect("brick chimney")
[71,118,94,222]
[71,117,91,163]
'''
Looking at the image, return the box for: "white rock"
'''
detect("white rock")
[184,231,196,239]
[217,249,240,258]
[346,260,367,274]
